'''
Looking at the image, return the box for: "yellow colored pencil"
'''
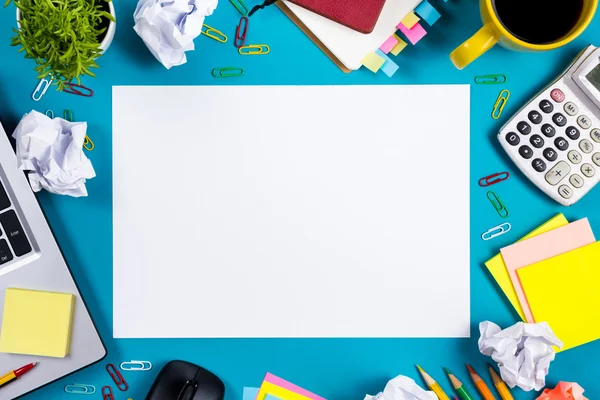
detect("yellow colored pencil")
[417,365,451,400]
[488,365,515,400]
[466,364,496,400]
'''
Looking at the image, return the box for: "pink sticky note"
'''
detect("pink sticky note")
[500,218,595,323]
[263,373,326,400]
[537,381,588,400]
[397,22,427,45]
[379,36,399,54]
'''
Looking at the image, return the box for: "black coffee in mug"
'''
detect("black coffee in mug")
[493,0,585,44]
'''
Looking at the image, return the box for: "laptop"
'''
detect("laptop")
[0,120,106,400]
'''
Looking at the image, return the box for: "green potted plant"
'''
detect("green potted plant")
[5,0,117,90]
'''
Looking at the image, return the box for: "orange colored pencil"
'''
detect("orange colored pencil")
[466,364,496,400]
[488,365,515,400]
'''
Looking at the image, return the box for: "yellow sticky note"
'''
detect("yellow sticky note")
[0,288,75,358]
[484,214,568,320]
[390,35,407,56]
[518,241,600,351]
[257,381,311,400]
[361,52,385,73]
[401,11,420,29]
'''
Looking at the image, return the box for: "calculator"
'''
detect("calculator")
[499,45,600,206]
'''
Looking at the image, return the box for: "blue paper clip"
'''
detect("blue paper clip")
[120,360,153,371]
[45,110,55,119]
[32,78,52,101]
[481,222,511,241]
[64,384,96,394]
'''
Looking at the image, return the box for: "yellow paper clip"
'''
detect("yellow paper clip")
[83,135,95,151]
[492,89,510,120]
[45,110,55,119]
[481,222,511,241]
[238,44,270,55]
[487,191,509,218]
[474,74,507,85]
[201,24,227,43]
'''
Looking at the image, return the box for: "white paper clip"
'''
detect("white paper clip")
[64,384,96,394]
[32,78,53,101]
[481,222,511,241]
[120,360,152,371]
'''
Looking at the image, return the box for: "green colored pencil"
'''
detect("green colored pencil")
[443,367,476,400]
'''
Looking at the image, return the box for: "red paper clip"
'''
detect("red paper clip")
[106,363,129,391]
[479,172,510,187]
[102,386,114,400]
[235,16,248,48]
[63,82,94,97]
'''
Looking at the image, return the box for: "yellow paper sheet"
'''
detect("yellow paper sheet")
[401,11,420,29]
[361,52,385,73]
[390,35,408,56]
[518,241,600,351]
[257,381,311,400]
[0,288,75,358]
[484,214,568,320]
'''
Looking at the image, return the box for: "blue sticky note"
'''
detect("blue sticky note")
[415,0,441,25]
[242,387,280,400]
[374,49,400,77]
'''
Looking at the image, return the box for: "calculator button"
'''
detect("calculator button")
[505,132,520,146]
[545,161,570,185]
[554,137,569,151]
[543,148,558,161]
[539,99,554,113]
[532,158,547,172]
[592,153,600,166]
[519,145,533,159]
[552,113,567,127]
[565,126,580,140]
[582,163,595,177]
[580,139,593,154]
[541,124,556,138]
[530,134,544,148]
[564,102,579,116]
[558,185,574,199]
[577,115,592,130]
[551,88,565,103]
[570,174,584,188]
[517,121,531,135]
[568,150,582,164]
[591,129,600,143]
[528,110,543,124]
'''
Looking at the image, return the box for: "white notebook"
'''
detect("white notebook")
[113,85,470,338]
[283,0,421,70]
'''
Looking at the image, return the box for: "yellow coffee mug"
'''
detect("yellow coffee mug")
[450,0,598,70]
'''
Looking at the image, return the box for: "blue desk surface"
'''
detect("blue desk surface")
[1,0,600,398]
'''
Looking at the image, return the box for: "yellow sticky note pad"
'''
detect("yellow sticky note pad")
[518,241,600,351]
[361,52,385,73]
[401,12,420,29]
[257,381,311,400]
[484,214,568,320]
[0,288,75,358]
[390,35,407,56]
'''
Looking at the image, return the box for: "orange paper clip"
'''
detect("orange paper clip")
[106,364,128,391]
[102,386,114,400]
[235,16,248,48]
[479,172,509,187]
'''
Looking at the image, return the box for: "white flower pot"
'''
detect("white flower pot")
[16,1,116,52]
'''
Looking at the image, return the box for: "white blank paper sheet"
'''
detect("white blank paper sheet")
[113,85,470,338]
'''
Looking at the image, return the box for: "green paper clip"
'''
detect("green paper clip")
[229,0,248,15]
[475,74,507,84]
[45,110,54,119]
[487,190,509,218]
[63,109,74,122]
[491,89,510,120]
[212,67,244,78]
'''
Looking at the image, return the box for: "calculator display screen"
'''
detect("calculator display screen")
[585,64,600,91]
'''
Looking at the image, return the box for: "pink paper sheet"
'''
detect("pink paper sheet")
[397,22,427,45]
[500,218,595,322]
[263,373,326,400]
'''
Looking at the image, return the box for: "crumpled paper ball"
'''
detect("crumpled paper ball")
[478,321,563,391]
[364,375,437,400]
[133,0,218,69]
[537,382,588,400]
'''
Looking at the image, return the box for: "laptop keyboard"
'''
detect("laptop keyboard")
[0,181,32,264]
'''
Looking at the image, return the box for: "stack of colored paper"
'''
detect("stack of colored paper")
[243,373,325,400]
[484,214,600,351]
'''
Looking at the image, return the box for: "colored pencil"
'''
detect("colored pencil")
[488,364,515,400]
[0,362,38,389]
[443,367,476,400]
[466,364,496,400]
[416,365,451,400]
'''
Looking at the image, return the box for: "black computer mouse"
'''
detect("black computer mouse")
[145,360,225,400]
